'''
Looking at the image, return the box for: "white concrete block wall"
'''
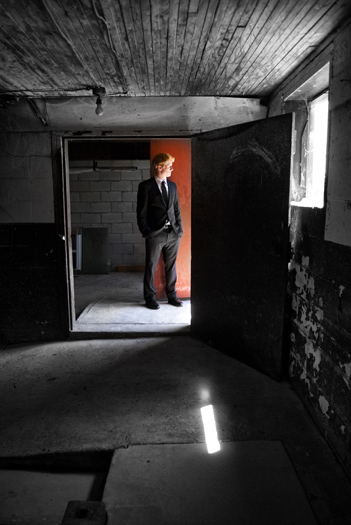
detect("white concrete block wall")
[69,159,150,270]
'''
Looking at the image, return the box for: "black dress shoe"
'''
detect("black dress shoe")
[168,297,183,307]
[145,298,160,310]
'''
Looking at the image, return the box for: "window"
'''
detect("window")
[292,91,329,208]
[286,62,330,209]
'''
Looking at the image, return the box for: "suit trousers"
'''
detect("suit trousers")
[144,229,180,300]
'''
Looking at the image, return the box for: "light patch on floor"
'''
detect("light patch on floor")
[76,298,191,325]
[201,404,221,454]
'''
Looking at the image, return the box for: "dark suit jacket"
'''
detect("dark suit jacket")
[137,177,183,239]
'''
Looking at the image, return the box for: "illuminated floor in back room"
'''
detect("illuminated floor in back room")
[72,272,191,334]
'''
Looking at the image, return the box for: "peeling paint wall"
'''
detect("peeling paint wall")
[270,21,351,477]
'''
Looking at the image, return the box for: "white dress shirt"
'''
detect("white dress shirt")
[154,175,168,195]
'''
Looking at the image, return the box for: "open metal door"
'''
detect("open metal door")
[191,114,292,380]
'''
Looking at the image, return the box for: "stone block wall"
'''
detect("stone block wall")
[69,160,150,270]
[0,132,54,223]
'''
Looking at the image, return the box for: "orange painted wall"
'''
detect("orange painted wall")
[150,139,191,299]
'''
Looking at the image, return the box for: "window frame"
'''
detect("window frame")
[284,62,330,210]
[289,89,329,209]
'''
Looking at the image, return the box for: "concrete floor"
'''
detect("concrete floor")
[1,274,351,524]
[104,442,319,524]
[73,272,191,335]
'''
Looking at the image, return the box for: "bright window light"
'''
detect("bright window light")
[201,405,220,454]
[291,91,329,208]
[306,92,328,207]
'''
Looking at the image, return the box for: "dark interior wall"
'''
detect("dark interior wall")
[270,21,351,476]
[0,223,68,343]
[0,132,69,344]
[0,100,265,345]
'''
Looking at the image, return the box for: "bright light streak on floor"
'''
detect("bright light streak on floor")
[201,404,220,454]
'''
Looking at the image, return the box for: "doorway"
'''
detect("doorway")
[61,114,292,379]
[63,138,192,333]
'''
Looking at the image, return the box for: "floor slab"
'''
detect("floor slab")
[1,336,351,523]
[71,322,190,336]
[0,469,99,525]
[103,442,318,525]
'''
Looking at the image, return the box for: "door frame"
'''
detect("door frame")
[57,122,292,377]
[59,136,191,332]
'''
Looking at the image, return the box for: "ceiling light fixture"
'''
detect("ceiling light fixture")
[95,96,103,116]
[93,87,106,116]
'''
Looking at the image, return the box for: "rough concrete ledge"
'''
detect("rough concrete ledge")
[69,324,190,340]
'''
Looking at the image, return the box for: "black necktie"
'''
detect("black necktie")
[161,180,168,205]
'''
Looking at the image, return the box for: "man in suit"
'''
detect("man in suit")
[137,153,183,310]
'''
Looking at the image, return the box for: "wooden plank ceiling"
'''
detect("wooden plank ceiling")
[0,0,350,100]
